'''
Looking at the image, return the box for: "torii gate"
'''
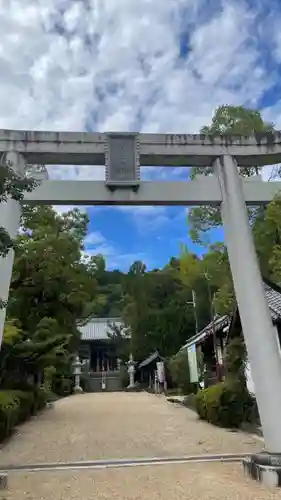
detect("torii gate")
[1,129,281,462]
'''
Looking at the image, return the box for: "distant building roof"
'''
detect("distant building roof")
[180,278,281,351]
[228,278,281,338]
[263,278,281,321]
[78,318,123,341]
[138,350,164,369]
[179,315,229,352]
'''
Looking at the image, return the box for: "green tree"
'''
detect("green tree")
[0,320,23,386]
[179,244,235,316]
[14,317,71,385]
[129,260,146,276]
[253,195,281,283]
[169,352,191,394]
[122,264,198,360]
[107,322,131,361]
[188,105,275,243]
[8,206,98,336]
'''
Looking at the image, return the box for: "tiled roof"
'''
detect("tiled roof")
[264,280,281,321]
[180,279,281,352]
[138,350,164,369]
[179,315,230,351]
[78,318,123,341]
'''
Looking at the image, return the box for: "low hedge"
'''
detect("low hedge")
[52,376,73,397]
[10,390,35,423]
[183,393,197,411]
[0,388,48,442]
[195,382,255,428]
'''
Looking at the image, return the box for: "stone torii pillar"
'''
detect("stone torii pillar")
[214,155,281,470]
[0,152,25,347]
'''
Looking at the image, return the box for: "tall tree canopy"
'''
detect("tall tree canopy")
[121,260,210,360]
[188,105,275,244]
[8,205,98,336]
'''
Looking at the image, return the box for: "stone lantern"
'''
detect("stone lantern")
[72,356,83,394]
[117,358,121,372]
[127,353,136,389]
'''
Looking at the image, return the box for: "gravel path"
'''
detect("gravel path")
[0,392,279,499]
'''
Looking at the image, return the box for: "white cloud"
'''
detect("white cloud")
[83,230,116,259]
[83,234,151,271]
[82,228,150,269]
[1,0,281,234]
[1,1,279,144]
[115,205,170,234]
[84,231,106,246]
[108,252,152,271]
[54,204,91,215]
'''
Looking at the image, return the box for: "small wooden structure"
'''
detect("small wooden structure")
[226,278,281,394]
[179,315,230,387]
[179,278,281,390]
[136,351,165,388]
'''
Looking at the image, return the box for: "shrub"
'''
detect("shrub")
[183,393,197,411]
[0,388,48,443]
[3,379,35,392]
[168,352,192,394]
[195,388,207,420]
[245,396,260,426]
[33,387,48,412]
[224,337,247,387]
[0,388,48,441]
[52,376,73,397]
[0,391,20,440]
[9,390,34,423]
[195,382,255,428]
[119,365,129,389]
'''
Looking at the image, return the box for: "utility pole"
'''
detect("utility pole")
[186,290,199,335]
[204,273,221,382]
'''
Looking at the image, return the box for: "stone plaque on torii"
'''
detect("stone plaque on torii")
[1,129,281,478]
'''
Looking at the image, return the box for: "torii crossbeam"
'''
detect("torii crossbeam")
[1,129,281,466]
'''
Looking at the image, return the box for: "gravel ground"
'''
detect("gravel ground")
[0,392,279,499]
[3,464,281,500]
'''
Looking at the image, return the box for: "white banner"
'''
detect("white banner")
[156,361,165,383]
[187,344,199,383]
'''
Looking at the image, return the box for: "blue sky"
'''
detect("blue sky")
[1,0,281,270]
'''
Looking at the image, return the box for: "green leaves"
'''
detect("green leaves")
[188,105,276,243]
[178,104,279,319]
[122,263,199,360]
[13,317,71,375]
[169,352,191,394]
[179,243,235,317]
[0,163,37,201]
[9,205,98,334]
[201,105,274,137]
[253,195,281,283]
[2,204,99,387]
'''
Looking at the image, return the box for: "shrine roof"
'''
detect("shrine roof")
[78,318,123,341]
[263,278,281,321]
[179,315,230,352]
[179,278,281,352]
[138,350,165,369]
